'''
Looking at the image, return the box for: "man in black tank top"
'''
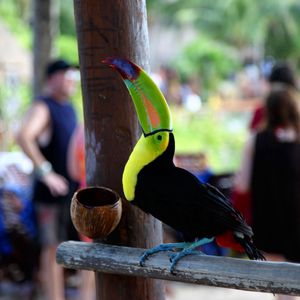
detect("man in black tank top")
[17,59,79,300]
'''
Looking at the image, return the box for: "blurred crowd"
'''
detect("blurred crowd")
[150,57,282,112]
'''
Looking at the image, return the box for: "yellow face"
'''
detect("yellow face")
[143,131,170,159]
[122,131,170,201]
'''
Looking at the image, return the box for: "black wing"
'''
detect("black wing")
[134,165,252,241]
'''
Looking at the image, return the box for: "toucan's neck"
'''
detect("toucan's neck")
[151,132,175,168]
[122,132,175,201]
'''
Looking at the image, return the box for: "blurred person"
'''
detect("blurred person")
[151,65,168,96]
[17,59,79,300]
[181,78,202,113]
[240,58,261,99]
[166,67,182,105]
[234,62,299,226]
[193,152,213,184]
[235,85,300,300]
[249,62,297,132]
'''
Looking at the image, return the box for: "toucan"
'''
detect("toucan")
[103,57,265,273]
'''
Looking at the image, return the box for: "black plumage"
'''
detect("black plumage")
[133,133,263,260]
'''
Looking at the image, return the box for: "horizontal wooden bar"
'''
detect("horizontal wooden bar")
[56,241,300,296]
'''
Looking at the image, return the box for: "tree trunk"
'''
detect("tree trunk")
[32,0,59,97]
[73,1,165,300]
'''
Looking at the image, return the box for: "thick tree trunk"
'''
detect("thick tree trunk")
[32,0,59,97]
[73,1,165,300]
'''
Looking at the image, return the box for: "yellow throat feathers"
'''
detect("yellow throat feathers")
[122,132,169,201]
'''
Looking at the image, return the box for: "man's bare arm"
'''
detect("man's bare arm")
[17,101,69,196]
[17,101,50,167]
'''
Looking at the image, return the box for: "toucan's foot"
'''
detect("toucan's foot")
[169,249,201,263]
[139,242,189,267]
[168,238,214,274]
[169,249,201,274]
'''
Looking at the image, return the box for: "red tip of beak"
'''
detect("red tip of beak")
[102,57,141,80]
[101,57,114,66]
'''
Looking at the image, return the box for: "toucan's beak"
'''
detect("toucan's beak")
[102,57,172,136]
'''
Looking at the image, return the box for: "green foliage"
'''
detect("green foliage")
[148,0,300,68]
[264,3,300,60]
[57,35,79,64]
[60,0,76,36]
[172,107,247,172]
[174,35,241,96]
[0,81,31,116]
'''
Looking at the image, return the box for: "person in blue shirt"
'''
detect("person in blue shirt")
[17,59,79,300]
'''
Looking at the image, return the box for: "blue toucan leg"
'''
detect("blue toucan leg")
[169,238,214,274]
[139,242,190,266]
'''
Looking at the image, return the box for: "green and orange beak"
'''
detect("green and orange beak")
[102,57,173,136]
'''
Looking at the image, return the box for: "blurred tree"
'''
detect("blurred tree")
[33,0,59,97]
[59,0,76,36]
[263,1,300,61]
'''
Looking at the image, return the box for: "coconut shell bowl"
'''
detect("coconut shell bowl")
[70,186,122,239]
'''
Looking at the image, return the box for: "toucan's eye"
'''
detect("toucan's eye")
[157,135,162,141]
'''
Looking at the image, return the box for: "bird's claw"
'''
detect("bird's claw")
[139,253,149,266]
[138,242,188,267]
[138,241,207,273]
[169,249,204,273]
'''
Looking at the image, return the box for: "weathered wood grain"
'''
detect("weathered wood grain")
[57,241,300,296]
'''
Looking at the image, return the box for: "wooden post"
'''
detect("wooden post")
[73,1,165,300]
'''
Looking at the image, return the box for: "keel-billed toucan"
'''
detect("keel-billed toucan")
[103,57,265,273]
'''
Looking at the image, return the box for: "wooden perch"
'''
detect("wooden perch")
[56,241,300,296]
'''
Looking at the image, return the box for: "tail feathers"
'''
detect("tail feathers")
[235,235,266,260]
[216,230,265,260]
